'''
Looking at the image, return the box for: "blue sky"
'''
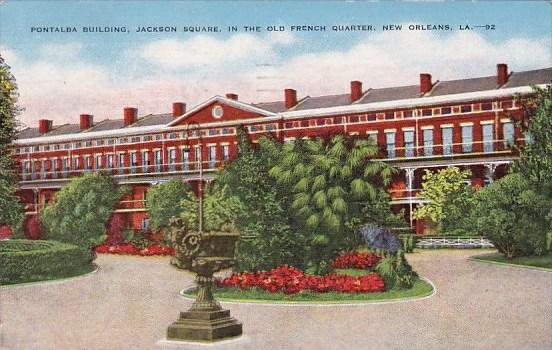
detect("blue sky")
[0,1,550,126]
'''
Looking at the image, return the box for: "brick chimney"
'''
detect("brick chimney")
[284,88,297,109]
[123,107,138,126]
[225,93,238,101]
[497,63,509,86]
[38,119,52,135]
[350,81,363,102]
[172,102,186,118]
[420,73,433,95]
[79,114,93,131]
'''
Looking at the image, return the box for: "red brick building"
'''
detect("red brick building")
[12,64,552,235]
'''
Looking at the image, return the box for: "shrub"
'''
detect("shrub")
[375,252,417,290]
[145,178,193,240]
[0,239,93,285]
[468,173,549,259]
[398,234,416,253]
[360,223,402,254]
[40,173,127,253]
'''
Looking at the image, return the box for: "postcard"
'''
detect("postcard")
[0,1,551,350]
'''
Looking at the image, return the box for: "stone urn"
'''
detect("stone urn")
[165,217,242,342]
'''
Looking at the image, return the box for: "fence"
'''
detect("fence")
[416,236,494,249]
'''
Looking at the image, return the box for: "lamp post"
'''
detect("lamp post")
[185,121,203,233]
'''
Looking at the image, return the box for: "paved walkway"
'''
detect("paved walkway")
[1,250,551,350]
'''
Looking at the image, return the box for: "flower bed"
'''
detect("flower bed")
[94,243,174,256]
[332,251,381,269]
[216,265,385,294]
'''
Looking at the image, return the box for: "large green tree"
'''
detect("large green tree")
[0,54,24,234]
[269,135,396,273]
[413,167,475,235]
[469,173,549,259]
[41,173,127,253]
[216,127,308,271]
[145,178,193,237]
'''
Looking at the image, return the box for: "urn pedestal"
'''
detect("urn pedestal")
[166,219,242,342]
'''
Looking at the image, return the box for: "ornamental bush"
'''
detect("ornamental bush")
[468,173,549,259]
[375,252,417,290]
[40,173,127,254]
[0,239,93,285]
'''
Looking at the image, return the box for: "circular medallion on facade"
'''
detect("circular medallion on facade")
[212,105,223,119]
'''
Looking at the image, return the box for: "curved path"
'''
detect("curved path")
[1,250,551,350]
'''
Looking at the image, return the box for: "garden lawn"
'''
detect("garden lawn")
[474,253,552,270]
[182,277,433,303]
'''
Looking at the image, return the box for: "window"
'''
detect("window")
[154,150,162,172]
[503,122,515,147]
[24,147,30,153]
[31,161,37,180]
[423,129,433,156]
[350,116,359,123]
[384,112,394,120]
[44,145,50,151]
[141,151,149,172]
[317,119,326,126]
[22,161,28,180]
[84,156,91,172]
[95,155,102,170]
[367,114,377,121]
[266,124,275,131]
[208,145,216,169]
[118,153,125,172]
[53,145,60,150]
[461,125,473,153]
[52,159,58,178]
[72,157,79,170]
[143,135,153,142]
[130,152,138,174]
[73,142,81,149]
[222,128,233,135]
[107,154,114,169]
[482,124,494,153]
[284,122,293,129]
[62,158,68,177]
[33,146,40,152]
[441,107,452,115]
[168,149,176,171]
[64,144,70,150]
[107,139,115,145]
[385,131,396,159]
[501,101,513,110]
[141,218,150,231]
[249,125,260,132]
[333,116,344,124]
[194,147,201,169]
[119,138,127,144]
[41,160,47,179]
[155,134,163,141]
[131,136,140,143]
[461,105,472,113]
[222,145,230,161]
[367,132,378,143]
[404,130,415,157]
[85,141,92,147]
[181,149,189,171]
[96,140,105,146]
[300,120,309,128]
[422,109,432,117]
[442,127,453,155]
[403,110,413,119]
[481,102,493,111]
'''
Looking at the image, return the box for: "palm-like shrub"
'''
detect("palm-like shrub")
[269,135,396,273]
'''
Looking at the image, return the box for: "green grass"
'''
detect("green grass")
[182,277,433,304]
[473,253,552,271]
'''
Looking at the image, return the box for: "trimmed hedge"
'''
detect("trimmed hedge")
[0,239,94,285]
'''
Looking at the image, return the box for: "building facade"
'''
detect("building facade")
[12,64,552,235]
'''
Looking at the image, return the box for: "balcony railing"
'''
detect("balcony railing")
[18,160,226,182]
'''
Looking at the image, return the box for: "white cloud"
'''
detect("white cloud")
[38,42,84,60]
[140,32,294,69]
[7,29,551,128]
